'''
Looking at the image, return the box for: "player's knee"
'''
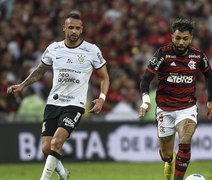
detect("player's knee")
[42,143,51,157]
[161,155,173,162]
[160,150,173,162]
[51,137,63,152]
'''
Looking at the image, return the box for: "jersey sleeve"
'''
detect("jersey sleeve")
[91,45,106,69]
[199,53,212,101]
[41,42,56,66]
[199,52,211,74]
[146,48,164,74]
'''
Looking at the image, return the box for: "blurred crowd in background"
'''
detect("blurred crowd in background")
[0,0,211,123]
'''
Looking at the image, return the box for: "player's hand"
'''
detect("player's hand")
[7,84,24,94]
[139,102,151,117]
[207,102,212,119]
[139,93,151,118]
[89,98,104,114]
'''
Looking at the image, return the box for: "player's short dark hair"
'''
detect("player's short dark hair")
[171,18,195,34]
[66,12,81,20]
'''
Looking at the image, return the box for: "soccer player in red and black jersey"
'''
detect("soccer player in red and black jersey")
[139,18,212,180]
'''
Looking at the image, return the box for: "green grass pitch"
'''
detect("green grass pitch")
[0,161,211,180]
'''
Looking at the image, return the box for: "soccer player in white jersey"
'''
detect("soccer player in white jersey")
[7,12,110,180]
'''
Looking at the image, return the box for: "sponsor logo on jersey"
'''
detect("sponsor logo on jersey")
[53,94,59,100]
[60,69,81,74]
[97,52,104,64]
[66,59,73,63]
[54,45,63,49]
[154,57,164,71]
[189,54,200,58]
[59,94,75,102]
[188,59,196,70]
[203,57,208,68]
[79,47,90,52]
[179,163,188,167]
[58,77,80,83]
[167,73,193,83]
[63,117,75,128]
[150,57,158,65]
[58,72,80,83]
[56,57,62,59]
[165,55,176,58]
[170,62,176,66]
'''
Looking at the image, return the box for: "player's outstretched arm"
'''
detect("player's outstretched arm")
[139,70,155,118]
[89,65,110,114]
[7,62,50,94]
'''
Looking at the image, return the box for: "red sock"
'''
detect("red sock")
[175,144,191,179]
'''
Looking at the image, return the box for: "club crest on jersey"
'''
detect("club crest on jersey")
[77,54,85,64]
[188,59,196,70]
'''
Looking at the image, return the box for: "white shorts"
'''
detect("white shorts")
[156,105,198,137]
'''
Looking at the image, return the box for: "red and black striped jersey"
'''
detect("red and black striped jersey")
[146,44,211,111]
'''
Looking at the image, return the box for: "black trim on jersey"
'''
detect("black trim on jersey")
[95,62,106,70]
[64,40,84,49]
[41,60,52,66]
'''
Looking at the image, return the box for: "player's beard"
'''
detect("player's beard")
[173,44,188,56]
[68,34,80,43]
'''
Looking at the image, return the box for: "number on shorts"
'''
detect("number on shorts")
[74,112,81,123]
[42,122,46,133]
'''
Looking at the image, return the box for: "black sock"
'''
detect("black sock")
[49,150,61,160]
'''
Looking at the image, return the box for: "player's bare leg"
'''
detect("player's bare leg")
[42,136,52,157]
[174,119,196,180]
[159,134,175,180]
[41,136,69,179]
[40,127,69,180]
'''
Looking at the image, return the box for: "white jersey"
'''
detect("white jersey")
[41,40,106,108]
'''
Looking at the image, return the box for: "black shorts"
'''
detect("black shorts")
[41,104,85,137]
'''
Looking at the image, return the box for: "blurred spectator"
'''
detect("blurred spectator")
[0,71,19,122]
[0,0,15,20]
[17,87,45,122]
[105,79,140,121]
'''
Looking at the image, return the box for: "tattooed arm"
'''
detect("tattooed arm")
[7,63,51,94]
